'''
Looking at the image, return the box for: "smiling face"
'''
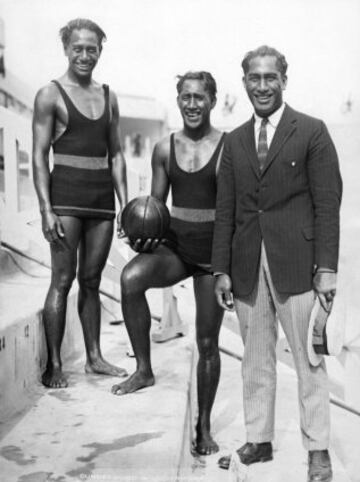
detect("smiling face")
[177,79,216,130]
[243,55,287,117]
[65,28,101,79]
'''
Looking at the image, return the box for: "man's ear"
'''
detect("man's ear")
[242,76,246,89]
[282,75,288,90]
[211,97,217,109]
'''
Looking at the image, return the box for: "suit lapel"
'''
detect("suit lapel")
[239,117,260,179]
[262,105,297,175]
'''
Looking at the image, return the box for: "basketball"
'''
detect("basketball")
[121,195,170,241]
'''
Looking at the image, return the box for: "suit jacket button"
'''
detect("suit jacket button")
[291,161,296,167]
[258,209,263,213]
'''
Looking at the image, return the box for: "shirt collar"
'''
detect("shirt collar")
[254,103,286,129]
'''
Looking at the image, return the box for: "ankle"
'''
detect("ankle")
[135,367,153,378]
[47,359,62,370]
[86,350,102,363]
[196,417,210,432]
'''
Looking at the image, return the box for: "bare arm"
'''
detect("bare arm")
[32,85,64,242]
[109,90,128,236]
[130,139,170,253]
[150,138,170,202]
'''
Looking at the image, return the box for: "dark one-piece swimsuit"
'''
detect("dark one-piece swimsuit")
[166,132,226,277]
[50,80,115,220]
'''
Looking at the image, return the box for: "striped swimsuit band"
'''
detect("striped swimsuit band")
[53,153,109,170]
[171,206,215,222]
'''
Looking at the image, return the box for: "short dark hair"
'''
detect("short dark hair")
[242,45,288,76]
[176,71,217,101]
[59,18,107,50]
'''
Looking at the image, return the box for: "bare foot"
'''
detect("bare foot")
[42,366,68,389]
[195,429,219,455]
[85,357,128,377]
[111,371,155,395]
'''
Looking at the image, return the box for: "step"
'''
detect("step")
[0,323,195,482]
[0,249,122,422]
[1,260,358,481]
[0,266,197,481]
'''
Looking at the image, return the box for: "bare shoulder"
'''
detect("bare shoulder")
[151,136,170,169]
[154,136,170,160]
[34,82,59,109]
[108,88,119,106]
[107,88,120,122]
[211,127,225,142]
[212,127,223,136]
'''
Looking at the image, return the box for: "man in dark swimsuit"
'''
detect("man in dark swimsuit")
[32,18,128,389]
[111,71,225,456]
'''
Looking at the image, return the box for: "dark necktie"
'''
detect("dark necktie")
[257,117,269,171]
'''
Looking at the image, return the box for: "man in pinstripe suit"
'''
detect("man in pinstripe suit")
[212,46,342,482]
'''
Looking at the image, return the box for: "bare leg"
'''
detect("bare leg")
[77,218,127,377]
[194,274,224,455]
[42,216,82,388]
[112,244,188,395]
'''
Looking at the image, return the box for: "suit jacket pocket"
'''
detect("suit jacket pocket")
[302,225,314,240]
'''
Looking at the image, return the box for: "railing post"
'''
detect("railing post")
[152,287,188,342]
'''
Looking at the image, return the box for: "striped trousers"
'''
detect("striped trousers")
[234,243,330,450]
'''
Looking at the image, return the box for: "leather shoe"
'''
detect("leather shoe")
[218,442,273,469]
[308,450,332,482]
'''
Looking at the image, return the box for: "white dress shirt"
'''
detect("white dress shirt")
[254,103,286,149]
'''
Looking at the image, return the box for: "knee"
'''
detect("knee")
[77,272,101,291]
[197,336,219,360]
[53,270,76,295]
[121,264,147,296]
